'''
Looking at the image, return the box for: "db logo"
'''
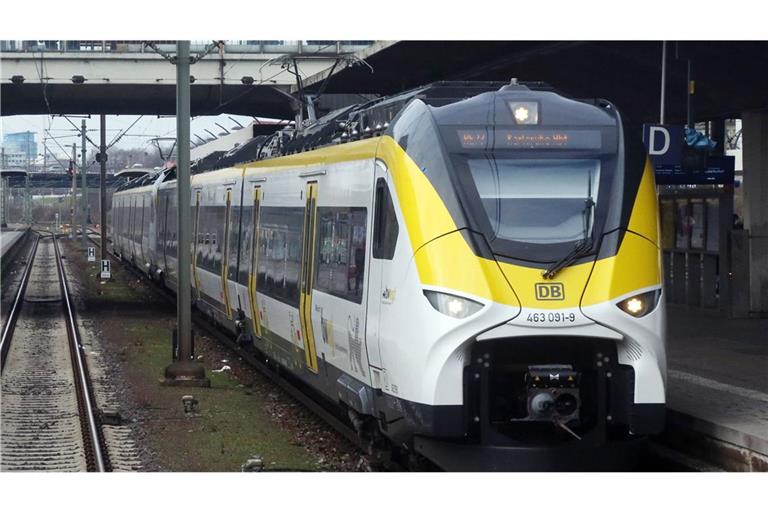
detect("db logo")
[535,283,565,301]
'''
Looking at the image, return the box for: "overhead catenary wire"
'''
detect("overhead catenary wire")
[106,115,144,149]
[45,129,75,159]
[61,116,99,150]
[42,144,68,170]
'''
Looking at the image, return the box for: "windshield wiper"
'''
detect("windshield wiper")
[541,233,593,280]
[542,172,596,280]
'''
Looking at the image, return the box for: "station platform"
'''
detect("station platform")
[1,226,28,262]
[665,304,768,471]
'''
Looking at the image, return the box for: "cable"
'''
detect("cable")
[554,418,582,441]
[107,115,144,149]
[31,50,53,117]
[44,129,73,158]
[42,145,67,169]
[61,116,99,150]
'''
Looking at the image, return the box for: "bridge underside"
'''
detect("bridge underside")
[1,83,297,118]
[3,173,122,188]
[302,41,768,124]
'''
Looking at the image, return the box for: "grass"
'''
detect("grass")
[124,322,318,471]
[63,239,319,471]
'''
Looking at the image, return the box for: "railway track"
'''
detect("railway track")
[1,232,108,472]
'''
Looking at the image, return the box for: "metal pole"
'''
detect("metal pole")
[177,41,192,361]
[163,40,208,385]
[660,41,667,125]
[71,143,77,239]
[1,177,6,228]
[686,59,694,129]
[99,114,108,262]
[25,175,30,224]
[81,119,87,249]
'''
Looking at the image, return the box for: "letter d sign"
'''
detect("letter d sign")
[648,126,670,156]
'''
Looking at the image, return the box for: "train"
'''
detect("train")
[111,81,666,470]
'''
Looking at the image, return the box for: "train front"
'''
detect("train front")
[379,83,666,470]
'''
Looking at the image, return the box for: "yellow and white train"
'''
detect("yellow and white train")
[111,81,666,470]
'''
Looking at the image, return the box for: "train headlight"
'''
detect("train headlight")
[616,290,661,318]
[424,291,483,319]
[509,101,539,124]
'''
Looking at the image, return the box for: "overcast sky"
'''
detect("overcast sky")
[1,113,256,161]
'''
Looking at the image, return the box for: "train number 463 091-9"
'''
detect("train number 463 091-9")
[526,312,577,324]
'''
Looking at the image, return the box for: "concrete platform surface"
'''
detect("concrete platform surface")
[666,304,768,466]
[1,227,27,260]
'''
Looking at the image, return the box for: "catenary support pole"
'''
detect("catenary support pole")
[0,177,5,228]
[99,114,108,262]
[81,119,87,250]
[177,41,193,363]
[163,40,208,386]
[71,144,77,239]
[25,175,30,223]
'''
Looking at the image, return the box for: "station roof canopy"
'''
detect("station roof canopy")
[302,41,768,125]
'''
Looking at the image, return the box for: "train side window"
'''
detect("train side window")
[315,207,367,304]
[373,178,398,260]
[257,207,303,307]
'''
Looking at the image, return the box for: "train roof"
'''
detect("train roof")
[171,81,609,180]
[114,167,176,193]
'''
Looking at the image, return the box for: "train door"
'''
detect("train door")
[117,198,123,255]
[248,186,263,338]
[161,192,169,272]
[113,197,120,255]
[139,195,146,266]
[125,196,130,258]
[221,187,234,319]
[227,182,245,321]
[149,192,156,268]
[299,181,319,374]
[192,189,202,299]
[365,161,399,372]
[118,197,124,255]
[129,195,136,261]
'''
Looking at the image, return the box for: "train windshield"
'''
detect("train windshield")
[464,157,600,245]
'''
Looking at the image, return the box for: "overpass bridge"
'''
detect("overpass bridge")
[1,40,374,117]
[1,172,122,189]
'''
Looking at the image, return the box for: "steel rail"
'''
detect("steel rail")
[53,235,107,472]
[0,233,40,372]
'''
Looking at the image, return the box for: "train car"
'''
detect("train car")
[112,171,161,274]
[111,81,666,470]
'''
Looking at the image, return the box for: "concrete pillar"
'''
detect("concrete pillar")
[741,111,768,315]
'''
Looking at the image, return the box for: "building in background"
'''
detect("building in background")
[2,131,38,168]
